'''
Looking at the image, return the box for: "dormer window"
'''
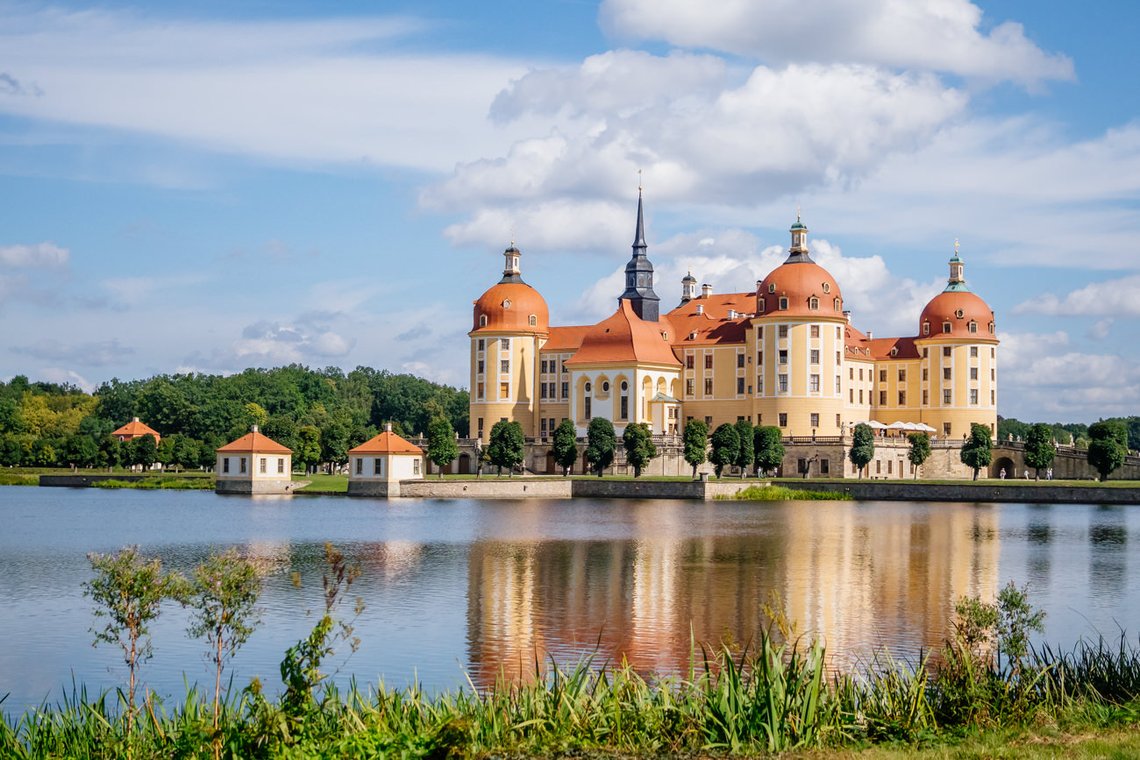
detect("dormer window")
[989,322,995,334]
[808,297,819,310]
[528,314,537,326]
[768,283,776,294]
[822,282,831,293]
[833,297,841,311]
[890,347,898,357]
[942,322,952,334]
[502,299,511,309]
[757,300,765,313]
[955,308,964,318]
[968,321,977,333]
[479,314,488,327]
[779,297,788,310]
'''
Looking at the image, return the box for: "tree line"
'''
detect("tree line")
[0,366,468,473]
[998,415,1140,453]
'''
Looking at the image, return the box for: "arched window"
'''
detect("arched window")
[922,321,930,336]
[808,297,819,310]
[528,314,537,326]
[968,321,977,333]
[779,297,789,310]
[479,314,488,327]
[833,297,841,311]
[989,322,995,334]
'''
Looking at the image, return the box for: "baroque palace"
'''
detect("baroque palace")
[468,193,998,478]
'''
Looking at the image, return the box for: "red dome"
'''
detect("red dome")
[757,261,845,319]
[919,291,995,340]
[472,281,549,334]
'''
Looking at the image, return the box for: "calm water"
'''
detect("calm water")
[1,487,1137,715]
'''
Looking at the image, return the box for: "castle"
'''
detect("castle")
[468,193,997,476]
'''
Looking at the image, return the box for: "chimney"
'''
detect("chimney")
[251,424,259,433]
[696,304,704,315]
[728,309,737,319]
[385,422,393,433]
[701,283,712,298]
[867,331,873,340]
[133,416,140,423]
[843,310,851,324]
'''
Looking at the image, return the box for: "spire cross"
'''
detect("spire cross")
[954,238,960,254]
[638,168,643,193]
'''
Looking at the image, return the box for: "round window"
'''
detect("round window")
[502,299,512,309]
[602,382,610,393]
[955,308,964,318]
[822,282,830,293]
[621,381,628,391]
[585,382,591,392]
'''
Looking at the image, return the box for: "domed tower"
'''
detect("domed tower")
[469,245,550,441]
[679,271,697,304]
[915,243,998,441]
[752,216,848,436]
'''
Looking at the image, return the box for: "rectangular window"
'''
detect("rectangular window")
[686,379,694,396]
[540,384,548,399]
[943,422,952,436]
[835,413,841,427]
[849,388,854,403]
[778,374,788,392]
[540,360,547,374]
[879,369,887,382]
[779,349,788,364]
[620,395,629,418]
[477,359,484,374]
[849,367,854,380]
[476,382,484,399]
[810,412,819,427]
[756,376,763,394]
[477,339,485,351]
[778,325,788,338]
[991,368,995,381]
[500,359,510,374]
[240,457,247,474]
[820,458,830,474]
[541,418,548,434]
[859,368,864,380]
[736,377,745,394]
[701,354,711,369]
[943,346,952,357]
[413,458,420,475]
[970,367,978,380]
[501,338,510,351]
[737,353,745,368]
[223,458,230,474]
[477,417,484,438]
[835,376,841,393]
[259,458,266,474]
[704,378,713,395]
[278,458,284,474]
[686,354,694,369]
[584,397,592,419]
[374,458,383,475]
[898,369,906,381]
[887,459,892,474]
[943,367,951,381]
[705,416,713,426]
[923,390,929,404]
[898,391,906,405]
[355,458,362,475]
[810,325,820,338]
[778,413,787,427]
[809,374,820,392]
[943,389,952,404]
[922,368,928,381]
[879,390,886,405]
[562,382,569,398]
[859,389,864,404]
[757,351,764,365]
[970,389,979,405]
[500,382,510,399]
[923,348,929,358]
[970,346,978,358]
[810,349,820,364]
[876,460,881,474]
[991,389,996,405]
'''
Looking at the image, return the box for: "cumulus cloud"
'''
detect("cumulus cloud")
[600,0,1074,87]
[1015,275,1140,317]
[0,242,69,267]
[444,199,633,251]
[11,338,133,367]
[235,316,355,362]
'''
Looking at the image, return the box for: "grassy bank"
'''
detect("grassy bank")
[724,484,852,501]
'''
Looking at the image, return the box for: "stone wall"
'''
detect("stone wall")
[777,480,1140,504]
[398,479,573,499]
[215,478,294,495]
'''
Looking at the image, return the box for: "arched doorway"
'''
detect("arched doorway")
[993,456,1015,479]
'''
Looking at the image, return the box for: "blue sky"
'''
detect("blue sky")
[2,0,1139,423]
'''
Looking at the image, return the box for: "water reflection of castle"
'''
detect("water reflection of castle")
[464,504,999,686]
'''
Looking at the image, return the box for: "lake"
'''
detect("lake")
[1,487,1137,715]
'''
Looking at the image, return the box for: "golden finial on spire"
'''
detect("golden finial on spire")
[954,237,960,254]
[638,168,643,193]
[796,203,801,221]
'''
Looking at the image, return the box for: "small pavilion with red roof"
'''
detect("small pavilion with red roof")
[215,425,293,495]
[113,417,161,444]
[346,423,424,497]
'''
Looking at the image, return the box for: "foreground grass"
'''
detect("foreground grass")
[5,632,1140,760]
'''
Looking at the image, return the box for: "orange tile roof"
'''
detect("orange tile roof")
[564,299,681,368]
[216,429,292,454]
[866,336,921,360]
[112,418,161,440]
[665,293,753,345]
[542,325,592,352]
[348,429,423,455]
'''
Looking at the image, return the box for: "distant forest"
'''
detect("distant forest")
[0,366,468,472]
[997,416,1140,452]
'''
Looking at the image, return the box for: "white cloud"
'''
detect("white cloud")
[600,0,1074,87]
[11,338,133,367]
[1088,319,1113,340]
[443,199,632,251]
[100,274,209,307]
[0,242,69,267]
[0,7,532,172]
[35,367,94,392]
[1015,275,1140,317]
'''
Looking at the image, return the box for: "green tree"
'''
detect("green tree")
[426,416,459,478]
[907,432,931,479]
[156,435,176,471]
[959,423,993,481]
[1024,422,1056,479]
[551,419,579,476]
[682,419,709,478]
[753,426,785,477]
[179,549,262,734]
[243,401,269,430]
[84,546,179,736]
[488,420,525,476]
[295,425,322,475]
[848,423,875,479]
[709,423,740,479]
[98,434,121,470]
[733,419,754,478]
[1087,420,1128,482]
[65,434,99,469]
[131,434,158,472]
[585,417,616,477]
[622,422,657,477]
[172,436,201,472]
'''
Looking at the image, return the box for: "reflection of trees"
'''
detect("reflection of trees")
[1089,507,1127,595]
[464,504,1000,689]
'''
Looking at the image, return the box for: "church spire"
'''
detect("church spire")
[619,184,660,321]
[944,239,969,292]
